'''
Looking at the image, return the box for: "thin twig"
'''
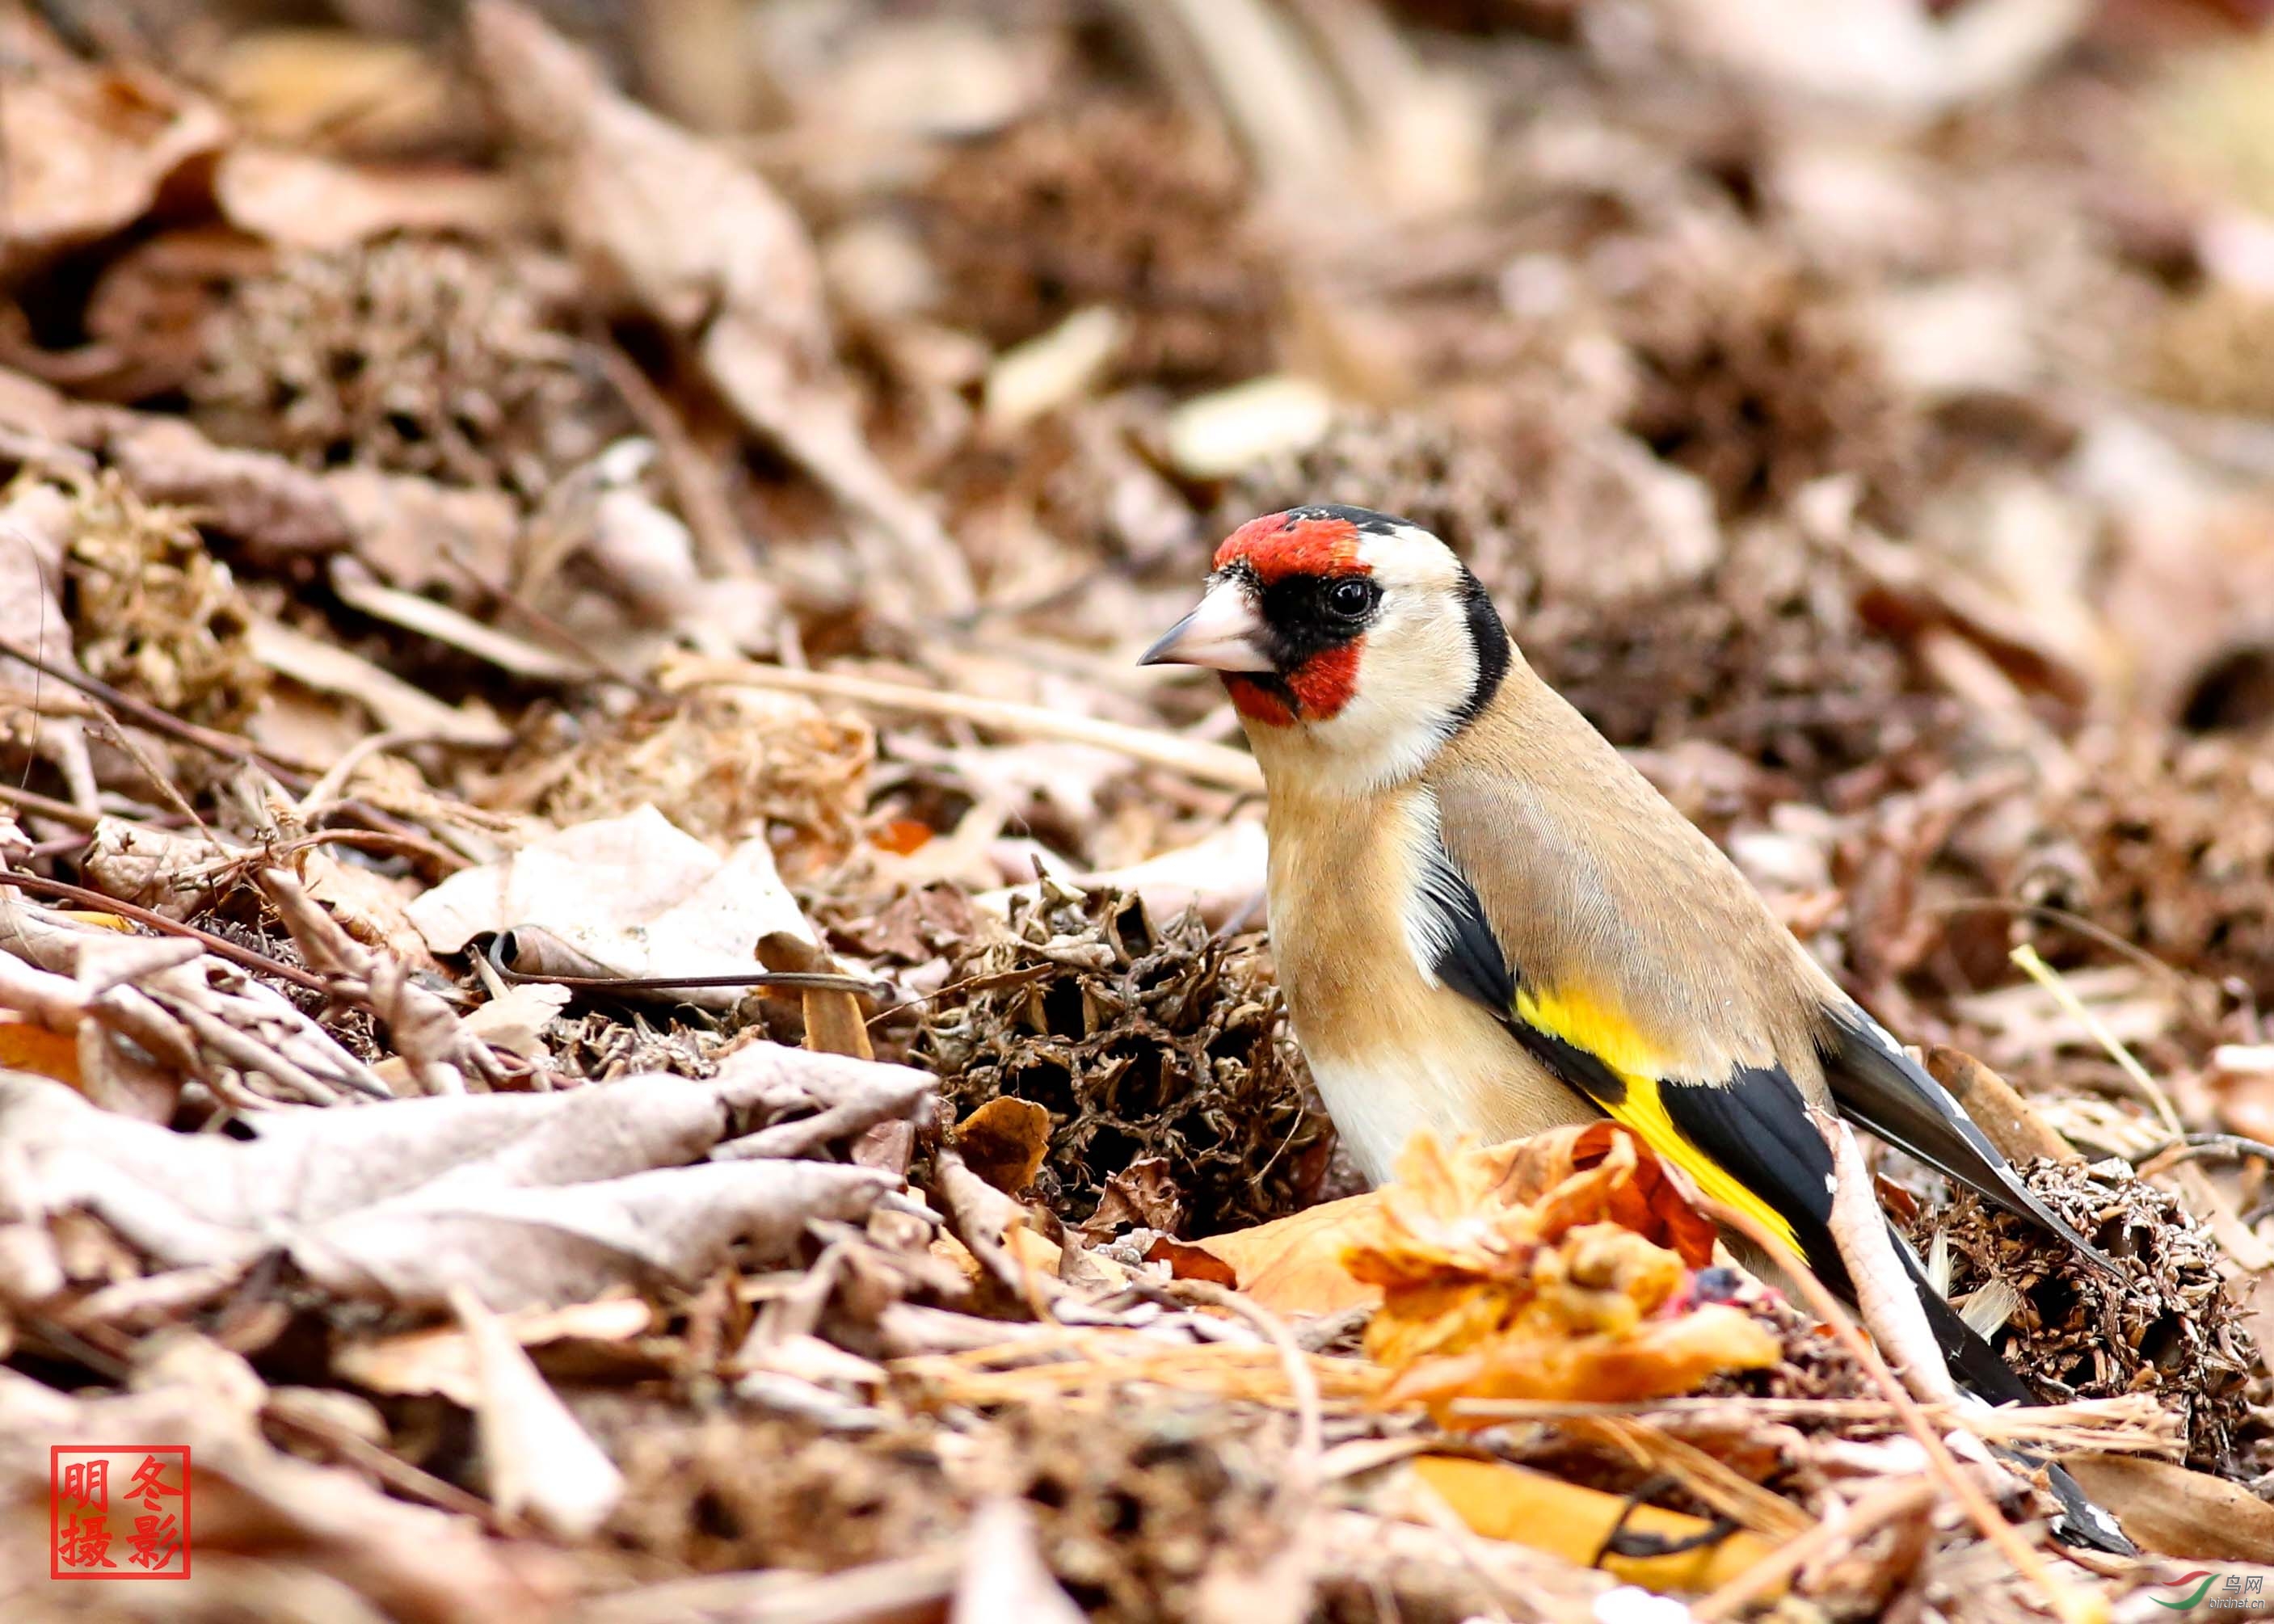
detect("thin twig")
[294,730,422,818]
[2137,1133,2274,1179]
[1443,1395,2179,1455]
[0,632,316,789]
[263,1403,508,1530]
[1707,1196,2100,1624]
[0,781,103,830]
[2011,942,2183,1136]
[663,654,1265,793]
[264,827,473,876]
[1692,1479,1937,1622]
[0,872,329,991]
[495,966,893,998]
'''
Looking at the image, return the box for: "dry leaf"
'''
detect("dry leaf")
[0,1046,921,1309]
[324,467,522,600]
[1085,1157,1186,1239]
[1648,0,2090,111]
[0,57,229,284]
[951,1499,1087,1624]
[1143,1235,1239,1288]
[0,1367,558,1620]
[981,818,1270,933]
[953,1096,1053,1196]
[1350,1131,1777,1412]
[1185,1193,1385,1315]
[96,408,356,560]
[0,480,97,807]
[251,616,509,745]
[211,28,456,152]
[469,1,973,616]
[215,148,524,251]
[1402,1455,1779,1596]
[0,1014,80,1087]
[408,806,814,1008]
[758,931,873,1062]
[461,982,571,1060]
[1189,1125,1721,1318]
[337,1298,652,1405]
[2061,1455,2274,1563]
[453,1285,625,1540]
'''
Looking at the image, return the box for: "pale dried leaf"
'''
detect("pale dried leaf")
[468,1,973,615]
[0,1367,557,1621]
[406,806,814,1008]
[951,1499,1086,1624]
[251,616,509,745]
[0,59,229,281]
[337,1297,651,1405]
[215,147,526,251]
[0,1049,919,1307]
[453,1285,625,1539]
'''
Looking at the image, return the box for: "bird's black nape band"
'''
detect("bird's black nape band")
[1451,566,1510,729]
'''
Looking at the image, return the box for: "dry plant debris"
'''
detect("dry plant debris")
[1919,1157,2257,1473]
[1349,1128,1782,1410]
[917,880,1331,1237]
[1615,250,1922,524]
[61,471,267,730]
[189,237,630,497]
[4,0,2274,1617]
[921,101,1283,388]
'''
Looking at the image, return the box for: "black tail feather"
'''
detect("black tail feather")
[1893,1232,2137,1556]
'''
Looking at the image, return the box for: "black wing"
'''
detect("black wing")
[1819,1003,2116,1276]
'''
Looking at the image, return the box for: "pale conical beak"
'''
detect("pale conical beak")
[1139,580,1274,671]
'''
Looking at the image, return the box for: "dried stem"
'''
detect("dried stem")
[1707,1193,2103,1624]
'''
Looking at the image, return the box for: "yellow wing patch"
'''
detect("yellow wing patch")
[1513,984,1803,1258]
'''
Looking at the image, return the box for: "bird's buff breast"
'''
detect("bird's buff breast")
[1265,792,1590,1184]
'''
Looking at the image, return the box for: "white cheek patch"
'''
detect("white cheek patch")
[1293,596,1479,792]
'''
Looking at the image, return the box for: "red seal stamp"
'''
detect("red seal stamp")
[50,1446,191,1580]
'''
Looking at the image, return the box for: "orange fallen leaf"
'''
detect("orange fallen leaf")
[1507,1120,1721,1268]
[1406,1456,1779,1595]
[953,1097,1053,1196]
[1186,1124,1720,1316]
[1181,1131,1562,1315]
[0,1015,82,1087]
[1143,1235,1236,1287]
[758,932,874,1062]
[1354,1133,1777,1412]
[1177,1127,1775,1412]
[870,818,935,856]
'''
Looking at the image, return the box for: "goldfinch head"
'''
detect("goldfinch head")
[1143,506,1510,788]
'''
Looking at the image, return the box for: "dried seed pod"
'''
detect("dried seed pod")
[1912,1157,2258,1472]
[916,881,1329,1235]
[189,237,628,496]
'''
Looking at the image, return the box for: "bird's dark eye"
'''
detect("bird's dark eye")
[1324,577,1375,620]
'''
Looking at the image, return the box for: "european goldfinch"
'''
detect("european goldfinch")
[1143,504,2129,1550]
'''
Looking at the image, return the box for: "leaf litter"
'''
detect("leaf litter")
[4,1,2274,1619]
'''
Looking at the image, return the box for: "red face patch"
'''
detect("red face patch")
[1211,510,1375,726]
[1223,675,1295,726]
[1213,511,1367,584]
[1223,641,1362,726]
